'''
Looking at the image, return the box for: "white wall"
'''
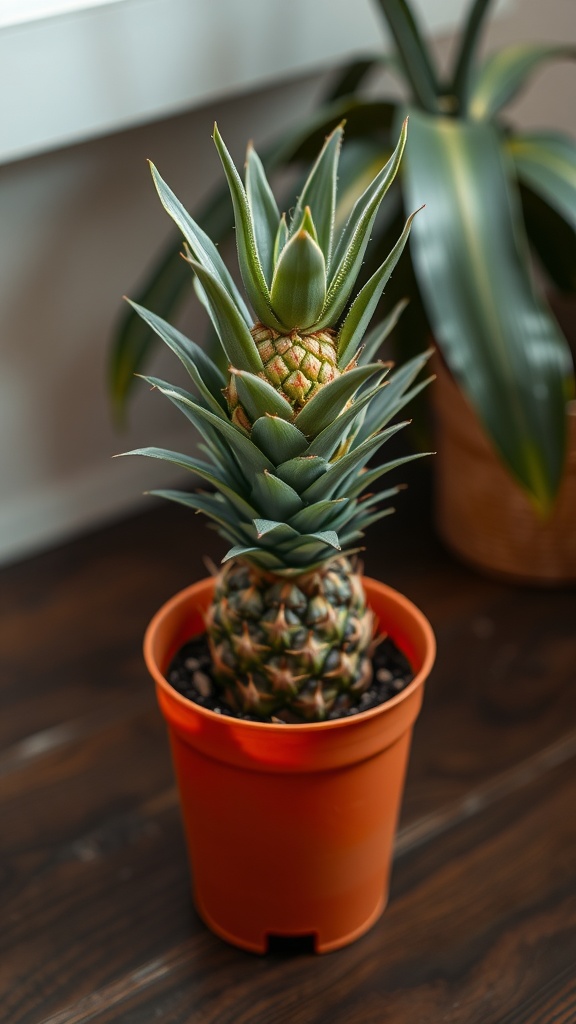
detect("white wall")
[0,0,489,164]
[0,0,574,565]
[0,73,330,564]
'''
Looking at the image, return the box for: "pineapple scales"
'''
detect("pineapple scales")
[125,120,431,722]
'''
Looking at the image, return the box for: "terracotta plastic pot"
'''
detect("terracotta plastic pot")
[432,355,576,584]
[144,576,435,954]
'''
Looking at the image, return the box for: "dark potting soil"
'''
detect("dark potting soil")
[167,635,414,724]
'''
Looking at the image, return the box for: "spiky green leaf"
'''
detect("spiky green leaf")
[127,300,227,415]
[289,123,344,265]
[273,215,289,264]
[280,538,339,566]
[353,349,433,443]
[269,226,327,330]
[339,505,396,542]
[213,124,284,330]
[143,376,274,476]
[231,369,294,423]
[121,446,258,520]
[317,120,408,328]
[149,489,252,542]
[149,162,251,325]
[344,451,434,499]
[337,207,420,368]
[358,298,409,364]
[306,530,341,550]
[186,258,263,375]
[307,375,390,460]
[250,416,308,464]
[294,363,384,437]
[252,518,299,542]
[275,455,328,491]
[251,470,304,521]
[221,545,284,568]
[245,142,280,286]
[289,499,348,533]
[303,422,409,503]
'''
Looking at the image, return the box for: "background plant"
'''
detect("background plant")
[111,0,576,512]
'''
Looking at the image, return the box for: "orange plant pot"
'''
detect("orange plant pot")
[432,355,576,584]
[144,577,435,954]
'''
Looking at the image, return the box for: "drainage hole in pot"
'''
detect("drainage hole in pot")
[266,933,317,956]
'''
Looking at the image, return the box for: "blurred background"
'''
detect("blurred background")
[0,0,574,566]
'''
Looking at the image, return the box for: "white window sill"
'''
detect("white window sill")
[0,0,501,166]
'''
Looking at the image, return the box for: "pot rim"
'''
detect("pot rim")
[144,575,436,735]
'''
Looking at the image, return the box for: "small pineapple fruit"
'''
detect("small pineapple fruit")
[206,555,374,720]
[125,120,432,722]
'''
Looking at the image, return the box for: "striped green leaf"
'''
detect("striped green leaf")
[508,132,576,231]
[449,0,493,111]
[403,109,573,508]
[469,44,576,121]
[374,0,440,111]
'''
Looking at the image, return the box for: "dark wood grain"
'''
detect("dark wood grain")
[1,471,575,1024]
[24,756,576,1024]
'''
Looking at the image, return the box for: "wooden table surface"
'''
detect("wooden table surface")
[1,470,576,1024]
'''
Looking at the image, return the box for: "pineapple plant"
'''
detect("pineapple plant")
[126,120,431,723]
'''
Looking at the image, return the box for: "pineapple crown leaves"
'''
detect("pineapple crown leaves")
[125,124,433,575]
[124,352,433,575]
[150,118,413,352]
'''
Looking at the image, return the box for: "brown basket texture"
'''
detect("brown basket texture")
[432,356,576,585]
